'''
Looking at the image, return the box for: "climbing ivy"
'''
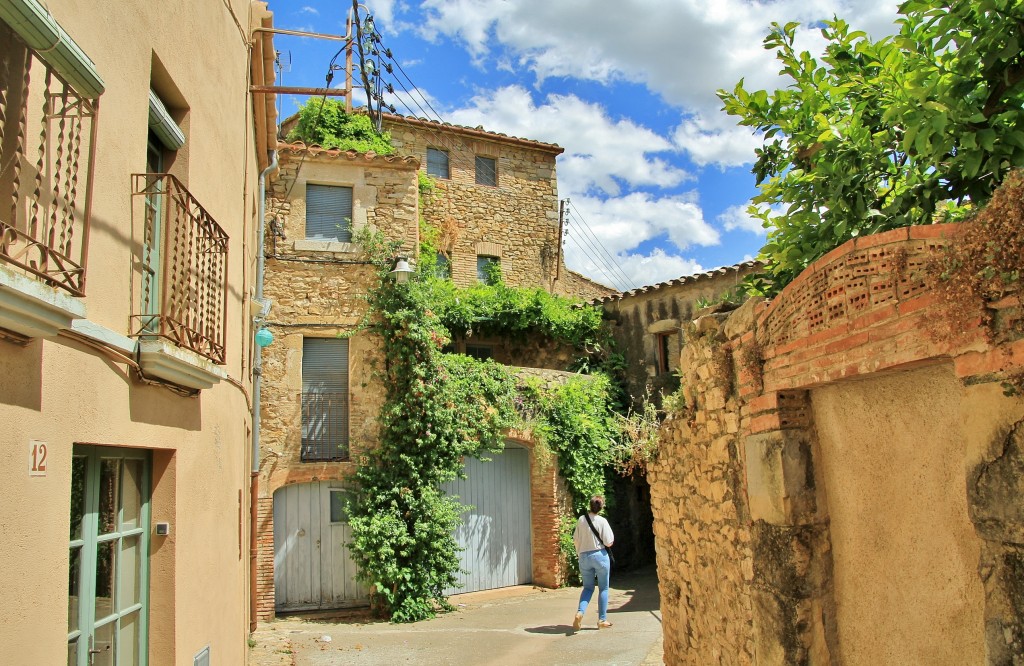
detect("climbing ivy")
[287,98,395,154]
[346,229,621,622]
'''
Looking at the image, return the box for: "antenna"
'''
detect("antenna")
[274,50,292,118]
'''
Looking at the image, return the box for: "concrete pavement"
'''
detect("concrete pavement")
[249,567,663,666]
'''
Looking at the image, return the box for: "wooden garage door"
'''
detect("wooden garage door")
[443,444,532,595]
[273,482,367,611]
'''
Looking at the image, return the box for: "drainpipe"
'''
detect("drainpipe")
[250,149,278,632]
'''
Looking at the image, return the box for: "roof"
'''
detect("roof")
[276,140,421,168]
[592,261,763,305]
[380,112,565,155]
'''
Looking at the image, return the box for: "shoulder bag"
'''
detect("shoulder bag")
[583,512,615,565]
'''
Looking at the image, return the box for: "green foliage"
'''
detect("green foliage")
[287,98,395,154]
[719,0,1024,293]
[347,229,621,621]
[610,397,662,476]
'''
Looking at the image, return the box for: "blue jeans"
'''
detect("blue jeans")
[577,549,611,621]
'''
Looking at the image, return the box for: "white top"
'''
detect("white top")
[573,513,614,555]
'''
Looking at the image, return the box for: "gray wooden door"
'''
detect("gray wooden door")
[273,482,367,611]
[443,444,533,595]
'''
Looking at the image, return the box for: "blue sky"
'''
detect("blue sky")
[270,0,903,290]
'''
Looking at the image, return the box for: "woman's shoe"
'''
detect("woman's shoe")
[573,612,583,632]
[598,620,613,629]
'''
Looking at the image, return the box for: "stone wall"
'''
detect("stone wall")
[651,224,1024,664]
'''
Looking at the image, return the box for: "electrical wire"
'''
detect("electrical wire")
[563,201,635,289]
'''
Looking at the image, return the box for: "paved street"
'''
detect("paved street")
[250,567,663,666]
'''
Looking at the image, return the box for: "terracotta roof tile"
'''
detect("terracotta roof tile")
[591,260,763,305]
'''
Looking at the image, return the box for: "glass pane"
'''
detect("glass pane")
[94,540,116,621]
[119,612,139,666]
[121,460,143,530]
[330,491,351,523]
[68,546,81,632]
[70,456,87,540]
[119,536,141,610]
[93,619,116,666]
[97,459,120,534]
[67,638,78,666]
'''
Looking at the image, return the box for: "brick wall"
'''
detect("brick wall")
[652,223,1024,664]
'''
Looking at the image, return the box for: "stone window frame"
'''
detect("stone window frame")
[475,241,504,284]
[293,176,371,255]
[647,319,680,376]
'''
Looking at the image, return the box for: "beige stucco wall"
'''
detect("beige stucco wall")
[811,364,986,665]
[0,0,266,663]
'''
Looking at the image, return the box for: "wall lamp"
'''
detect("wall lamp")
[389,256,414,283]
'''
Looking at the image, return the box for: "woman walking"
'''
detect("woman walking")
[572,495,615,631]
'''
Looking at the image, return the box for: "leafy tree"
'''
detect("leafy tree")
[719,0,1024,292]
[287,98,394,154]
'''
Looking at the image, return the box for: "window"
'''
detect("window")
[434,251,451,279]
[305,184,353,241]
[656,332,678,375]
[477,256,500,284]
[465,344,494,360]
[427,148,450,179]
[475,156,497,186]
[302,338,350,461]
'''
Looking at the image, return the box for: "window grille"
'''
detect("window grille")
[427,148,449,179]
[302,338,350,461]
[475,156,496,186]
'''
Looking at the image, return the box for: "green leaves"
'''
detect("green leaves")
[720,1,1024,294]
[286,98,395,154]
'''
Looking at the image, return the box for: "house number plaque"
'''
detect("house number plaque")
[28,440,47,477]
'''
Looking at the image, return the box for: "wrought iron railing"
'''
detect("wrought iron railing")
[301,392,350,461]
[0,25,97,296]
[130,173,228,364]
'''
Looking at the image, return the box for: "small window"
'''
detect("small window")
[465,344,494,360]
[477,255,500,284]
[475,156,496,186]
[306,184,353,241]
[434,251,451,279]
[427,148,450,179]
[329,490,354,523]
[656,332,678,375]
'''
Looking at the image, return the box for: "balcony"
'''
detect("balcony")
[0,25,97,337]
[301,392,350,462]
[130,173,229,389]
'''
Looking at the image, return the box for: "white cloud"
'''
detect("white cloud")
[673,114,763,168]
[718,205,767,235]
[445,86,690,196]
[299,6,319,15]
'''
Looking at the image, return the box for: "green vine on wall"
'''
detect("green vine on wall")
[346,229,621,622]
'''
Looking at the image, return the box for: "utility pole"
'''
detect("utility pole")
[345,13,353,112]
[555,198,566,281]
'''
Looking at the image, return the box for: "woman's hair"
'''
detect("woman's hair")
[589,495,605,514]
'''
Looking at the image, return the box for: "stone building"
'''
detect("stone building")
[650,224,1024,664]
[0,1,277,663]
[255,116,613,619]
[596,262,760,571]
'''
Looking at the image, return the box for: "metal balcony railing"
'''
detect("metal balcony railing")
[130,173,228,364]
[301,392,350,462]
[0,28,98,296]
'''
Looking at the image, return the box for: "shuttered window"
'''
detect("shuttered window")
[475,156,496,186]
[301,338,349,461]
[305,184,353,241]
[427,148,449,179]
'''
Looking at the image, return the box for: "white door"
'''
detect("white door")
[273,482,367,611]
[443,444,533,595]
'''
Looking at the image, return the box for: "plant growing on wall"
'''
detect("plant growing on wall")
[287,98,395,154]
[720,0,1024,293]
[346,230,621,621]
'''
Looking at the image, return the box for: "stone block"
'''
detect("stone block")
[744,431,821,526]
